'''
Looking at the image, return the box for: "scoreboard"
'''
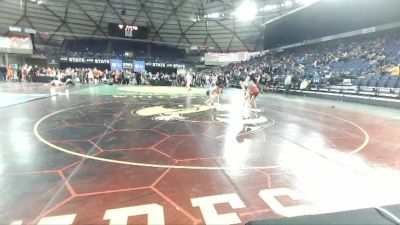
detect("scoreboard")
[108,23,148,39]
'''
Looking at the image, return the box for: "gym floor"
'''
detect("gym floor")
[1,83,400,225]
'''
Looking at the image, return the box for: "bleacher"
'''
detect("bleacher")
[111,40,147,58]
[289,32,400,99]
[64,39,108,56]
[59,38,188,63]
[151,44,186,61]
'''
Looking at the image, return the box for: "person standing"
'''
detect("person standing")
[216,74,226,89]
[93,68,101,85]
[0,65,7,81]
[17,67,22,82]
[284,73,292,95]
[85,68,89,84]
[215,73,226,104]
[88,68,94,84]
[135,72,142,85]
[171,72,177,86]
[178,74,183,86]
[79,68,85,83]
[185,73,192,92]
[240,76,260,119]
[7,66,14,81]
[259,73,267,93]
[123,70,131,85]
[115,70,122,84]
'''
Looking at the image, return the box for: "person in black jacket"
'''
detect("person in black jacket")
[216,74,226,88]
[171,73,177,86]
[135,72,142,85]
[0,65,7,81]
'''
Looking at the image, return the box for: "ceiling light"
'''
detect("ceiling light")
[234,0,257,22]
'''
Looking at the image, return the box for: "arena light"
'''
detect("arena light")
[262,4,277,11]
[206,12,220,19]
[233,0,258,22]
[296,0,319,5]
[285,0,293,7]
[30,0,44,4]
[263,0,321,26]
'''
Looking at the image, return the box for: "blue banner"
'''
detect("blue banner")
[110,59,123,71]
[133,60,145,72]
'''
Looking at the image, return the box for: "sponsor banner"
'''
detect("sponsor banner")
[133,60,145,72]
[110,59,123,71]
[123,62,133,69]
[59,57,110,64]
[146,62,165,68]
[57,57,185,69]
[68,57,86,63]
[168,63,186,69]
[59,57,69,62]
[145,61,185,69]
[94,59,110,64]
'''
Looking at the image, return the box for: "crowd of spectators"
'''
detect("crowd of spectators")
[0,64,41,82]
[6,29,400,93]
[33,48,190,67]
[0,64,232,91]
[34,49,110,58]
[201,30,400,90]
[34,38,190,64]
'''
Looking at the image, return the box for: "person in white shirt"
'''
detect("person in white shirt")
[88,69,94,83]
[241,76,260,110]
[185,73,192,92]
[284,74,292,95]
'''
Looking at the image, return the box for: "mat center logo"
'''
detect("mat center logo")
[135,104,274,135]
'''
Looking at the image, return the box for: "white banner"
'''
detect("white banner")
[0,36,32,54]
[204,51,260,66]
[0,37,11,49]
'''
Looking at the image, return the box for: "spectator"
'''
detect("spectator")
[0,65,7,81]
[386,64,400,76]
[284,73,292,95]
